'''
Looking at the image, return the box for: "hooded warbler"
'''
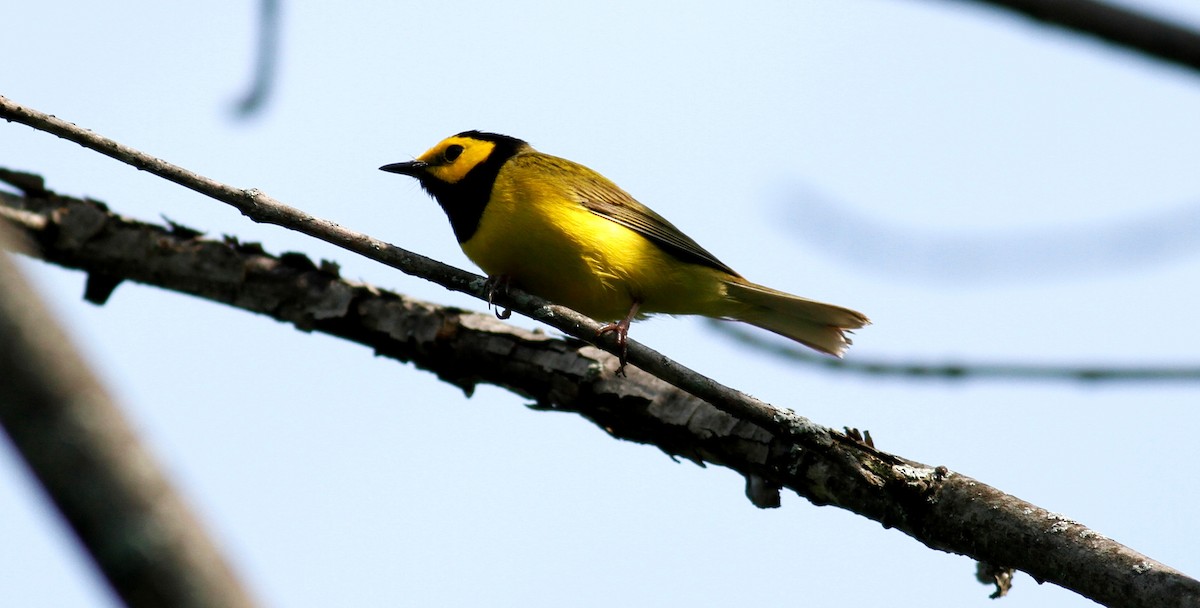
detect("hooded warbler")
[380,131,869,360]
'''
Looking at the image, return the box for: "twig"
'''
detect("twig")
[0,228,257,607]
[955,0,1200,74]
[712,321,1200,383]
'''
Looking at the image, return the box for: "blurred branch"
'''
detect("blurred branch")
[230,0,281,119]
[955,0,1200,74]
[0,227,257,606]
[712,322,1200,383]
[785,187,1200,285]
[5,94,1200,605]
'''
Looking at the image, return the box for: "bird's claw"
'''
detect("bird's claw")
[596,320,630,376]
[484,275,512,319]
[597,301,640,376]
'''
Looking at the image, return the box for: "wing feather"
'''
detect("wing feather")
[517,153,739,276]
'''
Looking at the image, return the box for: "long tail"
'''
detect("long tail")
[721,279,870,357]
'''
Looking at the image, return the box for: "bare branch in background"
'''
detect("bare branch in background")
[711,321,1200,383]
[783,187,1200,285]
[230,0,281,119]
[0,227,257,607]
[4,172,1199,607]
[954,0,1200,74]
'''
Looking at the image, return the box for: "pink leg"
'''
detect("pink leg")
[596,301,640,374]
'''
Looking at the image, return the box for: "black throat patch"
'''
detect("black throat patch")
[421,132,525,243]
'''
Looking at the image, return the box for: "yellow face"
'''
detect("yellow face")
[415,136,497,184]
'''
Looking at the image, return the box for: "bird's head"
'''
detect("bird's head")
[380,130,526,188]
[380,131,528,242]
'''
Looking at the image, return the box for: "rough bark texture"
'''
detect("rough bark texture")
[3,176,1198,607]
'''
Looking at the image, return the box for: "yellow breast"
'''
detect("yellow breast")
[460,158,729,321]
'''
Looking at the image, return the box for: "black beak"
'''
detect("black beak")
[379,160,429,176]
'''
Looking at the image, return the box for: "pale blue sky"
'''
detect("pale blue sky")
[3,1,1199,606]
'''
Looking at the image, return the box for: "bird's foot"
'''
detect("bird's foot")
[484,275,512,320]
[596,302,640,376]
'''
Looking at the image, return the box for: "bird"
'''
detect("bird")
[380,131,868,368]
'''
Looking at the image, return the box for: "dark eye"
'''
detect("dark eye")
[444,144,464,162]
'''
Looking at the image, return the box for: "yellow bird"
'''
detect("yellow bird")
[380,131,868,362]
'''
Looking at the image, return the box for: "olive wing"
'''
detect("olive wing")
[518,153,734,277]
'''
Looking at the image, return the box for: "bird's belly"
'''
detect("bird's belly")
[461,201,727,321]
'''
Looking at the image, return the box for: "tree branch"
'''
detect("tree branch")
[954,0,1200,74]
[3,172,1198,607]
[0,224,258,607]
